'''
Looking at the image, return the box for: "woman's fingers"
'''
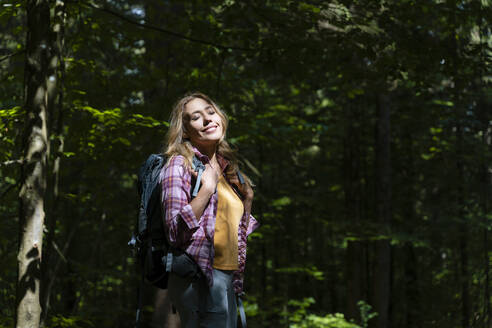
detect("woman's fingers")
[229,171,254,201]
[228,174,239,185]
[200,163,219,192]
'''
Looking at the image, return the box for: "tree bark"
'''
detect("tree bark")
[481,116,491,328]
[344,101,367,321]
[40,1,66,325]
[373,93,392,328]
[16,1,51,327]
[455,124,470,328]
[401,132,420,328]
[478,10,491,326]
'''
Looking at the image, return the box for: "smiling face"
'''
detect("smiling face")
[183,97,225,150]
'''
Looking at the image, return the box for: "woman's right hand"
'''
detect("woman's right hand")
[199,163,219,195]
[189,163,219,220]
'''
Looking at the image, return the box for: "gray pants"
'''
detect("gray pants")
[168,269,237,328]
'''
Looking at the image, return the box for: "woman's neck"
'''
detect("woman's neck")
[194,144,222,173]
[194,144,217,162]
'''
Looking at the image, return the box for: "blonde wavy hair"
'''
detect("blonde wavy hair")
[164,92,240,179]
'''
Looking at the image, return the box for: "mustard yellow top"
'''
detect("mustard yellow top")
[213,175,244,270]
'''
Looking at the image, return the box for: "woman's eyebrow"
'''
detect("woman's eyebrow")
[190,105,212,114]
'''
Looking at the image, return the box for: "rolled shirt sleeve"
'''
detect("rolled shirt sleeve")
[246,214,259,236]
[161,155,199,246]
[233,211,260,293]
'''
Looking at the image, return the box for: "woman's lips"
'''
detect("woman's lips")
[203,125,217,133]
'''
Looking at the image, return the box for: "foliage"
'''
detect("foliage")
[286,298,361,328]
[0,0,491,327]
[45,315,94,328]
[356,301,378,328]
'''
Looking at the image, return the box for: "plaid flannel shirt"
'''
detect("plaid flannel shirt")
[160,148,259,293]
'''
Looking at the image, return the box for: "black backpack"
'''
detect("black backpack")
[128,153,204,326]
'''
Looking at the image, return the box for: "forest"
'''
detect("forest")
[1,0,491,327]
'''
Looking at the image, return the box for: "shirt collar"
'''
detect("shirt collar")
[191,146,229,172]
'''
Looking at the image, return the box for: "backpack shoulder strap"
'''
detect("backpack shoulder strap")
[191,155,205,198]
[140,154,166,210]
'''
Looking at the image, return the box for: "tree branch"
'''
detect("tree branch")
[0,50,25,63]
[0,159,25,166]
[78,1,256,52]
[0,181,19,199]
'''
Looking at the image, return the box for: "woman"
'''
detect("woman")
[160,92,259,327]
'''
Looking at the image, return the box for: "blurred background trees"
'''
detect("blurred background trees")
[1,0,491,327]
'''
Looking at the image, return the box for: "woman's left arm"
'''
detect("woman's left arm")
[228,172,253,213]
[229,171,258,234]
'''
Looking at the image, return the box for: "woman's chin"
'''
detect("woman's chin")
[193,138,220,148]
[202,133,222,143]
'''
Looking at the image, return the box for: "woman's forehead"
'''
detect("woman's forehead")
[184,97,212,114]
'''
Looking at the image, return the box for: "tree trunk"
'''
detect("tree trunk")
[481,118,491,328]
[478,11,491,326]
[455,124,470,328]
[401,132,420,328]
[16,1,51,327]
[344,101,367,321]
[143,0,184,120]
[373,93,392,328]
[403,244,418,328]
[40,1,65,325]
